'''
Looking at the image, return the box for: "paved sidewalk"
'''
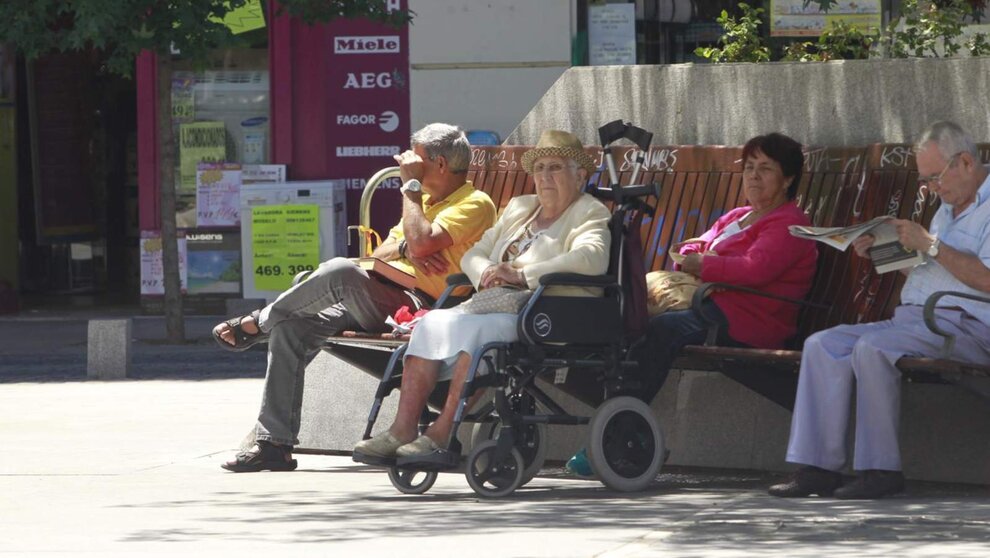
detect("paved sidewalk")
[2,377,989,556]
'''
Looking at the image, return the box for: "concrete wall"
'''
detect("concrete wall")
[298,354,990,485]
[409,0,572,141]
[507,57,990,146]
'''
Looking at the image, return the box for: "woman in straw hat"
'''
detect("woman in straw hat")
[355,130,611,461]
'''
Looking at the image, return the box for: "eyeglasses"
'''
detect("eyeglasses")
[918,152,961,189]
[532,162,576,176]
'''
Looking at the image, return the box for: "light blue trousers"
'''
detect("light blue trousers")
[785,305,990,472]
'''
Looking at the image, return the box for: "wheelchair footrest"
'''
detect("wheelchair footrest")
[396,449,460,472]
[351,452,396,468]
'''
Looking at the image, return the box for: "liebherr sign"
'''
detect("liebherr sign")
[327,2,410,250]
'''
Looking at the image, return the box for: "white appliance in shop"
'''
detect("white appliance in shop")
[240,181,347,301]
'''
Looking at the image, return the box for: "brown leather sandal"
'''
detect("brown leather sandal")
[221,440,297,473]
[212,309,265,352]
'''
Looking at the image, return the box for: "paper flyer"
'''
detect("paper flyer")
[251,205,320,292]
[179,121,226,192]
[196,162,242,226]
[140,230,187,295]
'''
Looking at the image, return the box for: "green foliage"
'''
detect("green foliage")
[694,3,770,63]
[780,20,875,61]
[0,0,412,77]
[877,0,988,58]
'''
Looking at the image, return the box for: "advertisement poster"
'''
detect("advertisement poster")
[196,163,242,226]
[140,230,187,295]
[589,3,637,65]
[179,121,226,192]
[770,0,881,37]
[186,231,241,294]
[242,164,286,184]
[251,205,320,292]
[326,2,410,250]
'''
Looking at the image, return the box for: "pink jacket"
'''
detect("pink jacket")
[679,203,817,349]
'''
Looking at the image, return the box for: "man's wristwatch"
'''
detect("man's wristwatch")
[927,236,941,258]
[400,179,422,194]
[398,239,408,258]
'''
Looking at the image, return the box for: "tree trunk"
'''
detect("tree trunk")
[156,53,185,343]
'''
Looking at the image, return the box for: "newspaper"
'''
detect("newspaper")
[789,216,924,274]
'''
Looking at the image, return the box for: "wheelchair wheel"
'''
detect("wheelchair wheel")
[387,467,438,495]
[470,421,547,486]
[465,440,525,498]
[587,396,665,493]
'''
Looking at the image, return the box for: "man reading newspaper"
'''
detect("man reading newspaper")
[770,121,990,499]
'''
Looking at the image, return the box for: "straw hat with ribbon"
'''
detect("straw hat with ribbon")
[520,130,597,176]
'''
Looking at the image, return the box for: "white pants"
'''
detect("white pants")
[785,305,990,472]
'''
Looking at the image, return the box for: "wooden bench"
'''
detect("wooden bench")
[319,143,990,412]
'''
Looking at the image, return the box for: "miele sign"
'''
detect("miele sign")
[334,36,400,54]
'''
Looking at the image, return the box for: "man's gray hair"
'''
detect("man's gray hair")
[411,123,471,173]
[915,121,978,160]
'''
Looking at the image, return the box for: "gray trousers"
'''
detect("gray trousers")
[785,305,990,472]
[252,257,419,445]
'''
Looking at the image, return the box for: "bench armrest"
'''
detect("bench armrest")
[923,290,990,358]
[691,282,825,346]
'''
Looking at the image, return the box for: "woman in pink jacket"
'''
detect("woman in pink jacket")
[647,132,818,394]
[567,132,818,477]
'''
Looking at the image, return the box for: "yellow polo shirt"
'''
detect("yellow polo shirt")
[386,181,496,300]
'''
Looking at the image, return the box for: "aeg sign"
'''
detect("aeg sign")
[334,36,400,54]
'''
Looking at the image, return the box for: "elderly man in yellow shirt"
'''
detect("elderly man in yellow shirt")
[215,123,496,473]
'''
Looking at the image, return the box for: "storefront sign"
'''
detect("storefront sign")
[186,231,241,294]
[589,3,637,66]
[140,230,187,295]
[179,121,226,192]
[250,205,320,291]
[326,3,411,252]
[770,0,881,37]
[196,163,242,226]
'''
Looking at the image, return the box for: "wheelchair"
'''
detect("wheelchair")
[353,121,665,497]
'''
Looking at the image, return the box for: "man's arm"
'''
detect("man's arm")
[371,237,402,261]
[401,192,454,257]
[893,218,990,291]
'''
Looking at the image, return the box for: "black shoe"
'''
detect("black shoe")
[768,466,843,497]
[221,440,298,472]
[834,470,905,500]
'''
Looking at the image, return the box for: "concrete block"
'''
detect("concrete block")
[508,58,990,148]
[87,319,132,380]
[297,351,399,452]
[224,298,267,319]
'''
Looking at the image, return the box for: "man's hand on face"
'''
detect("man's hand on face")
[394,149,426,184]
[407,251,449,276]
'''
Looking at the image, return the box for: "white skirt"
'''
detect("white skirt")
[404,308,518,381]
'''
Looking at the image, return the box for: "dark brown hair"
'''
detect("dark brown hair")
[741,133,804,200]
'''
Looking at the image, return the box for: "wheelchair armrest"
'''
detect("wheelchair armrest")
[434,273,476,309]
[923,290,990,358]
[691,282,824,346]
[538,273,617,288]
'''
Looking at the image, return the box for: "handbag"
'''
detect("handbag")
[456,285,533,315]
[645,270,700,316]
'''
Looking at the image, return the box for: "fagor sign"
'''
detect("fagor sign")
[334,35,400,54]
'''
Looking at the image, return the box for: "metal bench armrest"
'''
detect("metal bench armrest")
[691,282,825,346]
[923,290,990,358]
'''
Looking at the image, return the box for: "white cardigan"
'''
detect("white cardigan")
[461,194,611,297]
